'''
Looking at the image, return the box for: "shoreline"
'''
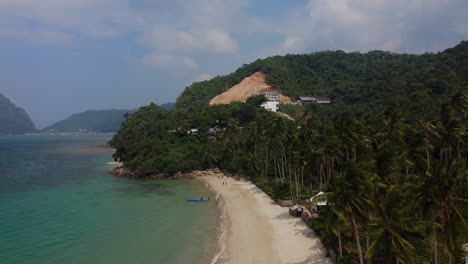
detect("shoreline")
[201,180,229,264]
[109,167,332,263]
[110,166,217,179]
[199,174,332,264]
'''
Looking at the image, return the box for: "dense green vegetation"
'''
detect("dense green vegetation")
[42,109,131,133]
[109,102,260,174]
[0,92,36,135]
[110,42,468,263]
[177,41,468,120]
[159,102,175,110]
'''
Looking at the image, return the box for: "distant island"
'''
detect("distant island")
[42,109,132,133]
[42,103,174,133]
[0,92,36,135]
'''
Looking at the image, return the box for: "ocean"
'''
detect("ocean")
[0,134,218,264]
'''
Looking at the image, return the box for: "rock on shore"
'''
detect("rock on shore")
[111,166,220,179]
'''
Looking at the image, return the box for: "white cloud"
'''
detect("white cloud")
[275,0,468,54]
[142,53,198,69]
[204,28,237,53]
[0,0,131,44]
[0,0,466,65]
[140,26,237,53]
[193,73,212,82]
[0,0,244,70]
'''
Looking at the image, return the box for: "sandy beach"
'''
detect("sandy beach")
[200,175,332,264]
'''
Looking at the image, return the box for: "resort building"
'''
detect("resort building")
[298,96,331,105]
[252,88,281,102]
[260,101,279,112]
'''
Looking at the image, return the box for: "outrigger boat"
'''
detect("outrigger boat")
[186,198,210,202]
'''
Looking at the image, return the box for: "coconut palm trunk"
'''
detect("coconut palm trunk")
[433,225,438,264]
[350,214,364,264]
[338,229,343,257]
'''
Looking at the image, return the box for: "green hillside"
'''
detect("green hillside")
[0,93,36,135]
[177,41,468,120]
[43,109,131,133]
[110,42,467,263]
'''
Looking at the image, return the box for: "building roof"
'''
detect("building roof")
[311,191,327,206]
[299,96,316,101]
[315,96,331,101]
[299,96,331,101]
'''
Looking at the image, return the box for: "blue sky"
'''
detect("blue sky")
[0,0,467,128]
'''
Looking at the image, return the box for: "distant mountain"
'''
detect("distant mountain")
[0,93,36,135]
[42,109,131,133]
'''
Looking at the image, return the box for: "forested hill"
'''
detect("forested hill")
[177,41,468,119]
[0,93,36,135]
[110,42,467,263]
[42,109,131,133]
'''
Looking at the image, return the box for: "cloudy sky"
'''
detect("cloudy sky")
[1,0,467,128]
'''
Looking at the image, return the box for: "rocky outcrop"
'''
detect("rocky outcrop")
[300,209,313,224]
[111,167,221,179]
[0,93,36,135]
[111,166,166,179]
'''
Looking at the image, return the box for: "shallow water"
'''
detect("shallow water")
[0,134,217,264]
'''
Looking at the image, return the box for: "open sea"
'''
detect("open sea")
[0,134,218,264]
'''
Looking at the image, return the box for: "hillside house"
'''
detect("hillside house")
[208,125,225,136]
[260,101,279,112]
[298,96,331,105]
[251,88,280,102]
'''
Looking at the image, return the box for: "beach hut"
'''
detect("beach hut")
[310,191,327,213]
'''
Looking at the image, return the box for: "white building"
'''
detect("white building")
[260,101,279,112]
[187,128,199,135]
[310,191,327,213]
[252,88,280,102]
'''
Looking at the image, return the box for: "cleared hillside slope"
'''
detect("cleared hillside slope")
[176,41,468,120]
[209,72,293,105]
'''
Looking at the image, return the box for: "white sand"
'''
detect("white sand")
[200,175,332,264]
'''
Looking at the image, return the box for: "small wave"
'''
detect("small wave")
[202,181,228,264]
[210,204,227,264]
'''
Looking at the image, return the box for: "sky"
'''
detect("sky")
[0,0,467,128]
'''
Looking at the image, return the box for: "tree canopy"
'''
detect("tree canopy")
[109,41,468,263]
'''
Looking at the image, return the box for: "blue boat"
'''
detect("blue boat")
[186,199,210,202]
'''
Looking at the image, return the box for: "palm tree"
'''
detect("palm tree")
[432,161,467,264]
[415,160,467,264]
[315,192,348,258]
[324,161,373,264]
[365,185,423,264]
[421,121,440,176]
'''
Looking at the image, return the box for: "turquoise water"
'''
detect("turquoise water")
[0,134,218,264]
